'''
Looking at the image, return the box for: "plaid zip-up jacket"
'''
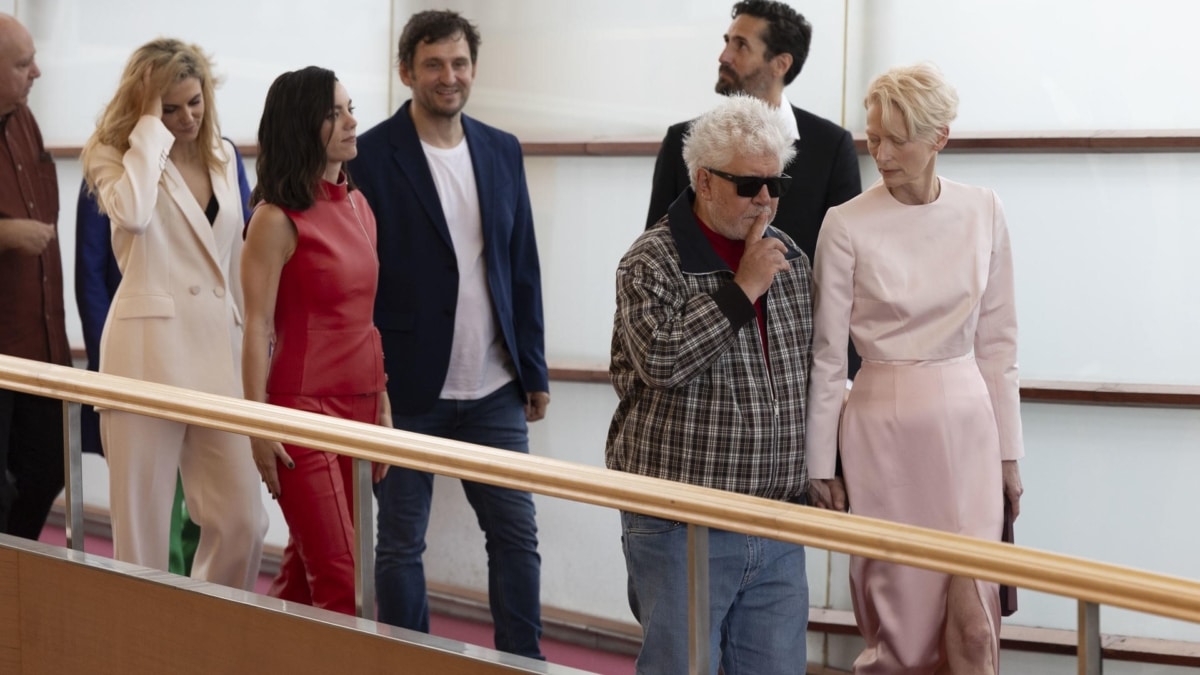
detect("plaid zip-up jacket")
[606,190,813,500]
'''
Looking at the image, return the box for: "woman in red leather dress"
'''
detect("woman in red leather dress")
[241,66,389,614]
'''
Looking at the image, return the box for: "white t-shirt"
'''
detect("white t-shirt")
[421,138,515,400]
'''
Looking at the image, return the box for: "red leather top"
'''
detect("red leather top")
[266,178,385,396]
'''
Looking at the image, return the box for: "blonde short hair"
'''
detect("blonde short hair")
[864,63,958,143]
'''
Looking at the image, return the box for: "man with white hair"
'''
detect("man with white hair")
[607,94,813,674]
[0,12,69,540]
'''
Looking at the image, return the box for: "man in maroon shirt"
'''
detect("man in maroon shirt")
[0,13,69,540]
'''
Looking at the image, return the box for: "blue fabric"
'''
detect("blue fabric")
[73,142,252,455]
[373,381,543,659]
[621,512,809,675]
[73,181,122,374]
[347,101,548,416]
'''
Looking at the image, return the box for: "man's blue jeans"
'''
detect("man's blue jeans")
[375,381,543,659]
[622,511,808,675]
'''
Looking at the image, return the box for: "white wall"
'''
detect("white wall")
[845,0,1200,132]
[26,0,395,146]
[395,0,851,136]
[16,0,1200,668]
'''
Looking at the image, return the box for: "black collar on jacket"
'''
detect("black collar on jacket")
[663,188,803,275]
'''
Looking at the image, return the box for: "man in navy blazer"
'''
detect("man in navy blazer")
[348,9,548,660]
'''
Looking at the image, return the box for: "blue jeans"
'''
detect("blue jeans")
[622,512,808,675]
[375,381,543,659]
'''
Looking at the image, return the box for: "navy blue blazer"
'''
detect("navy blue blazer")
[74,142,251,454]
[348,101,548,416]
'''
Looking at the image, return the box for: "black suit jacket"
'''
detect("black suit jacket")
[646,103,863,376]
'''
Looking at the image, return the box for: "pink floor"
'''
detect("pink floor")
[36,527,635,674]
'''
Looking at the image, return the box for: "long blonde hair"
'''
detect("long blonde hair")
[82,38,224,193]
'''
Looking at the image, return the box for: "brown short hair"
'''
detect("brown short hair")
[397,10,481,70]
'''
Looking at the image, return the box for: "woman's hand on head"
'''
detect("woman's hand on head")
[140,68,163,119]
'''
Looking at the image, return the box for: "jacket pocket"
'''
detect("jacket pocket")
[113,294,175,319]
[623,513,684,535]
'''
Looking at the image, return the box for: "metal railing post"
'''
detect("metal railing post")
[61,400,83,551]
[352,457,376,619]
[1078,600,1102,675]
[687,523,711,675]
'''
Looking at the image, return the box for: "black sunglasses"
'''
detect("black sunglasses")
[705,167,792,198]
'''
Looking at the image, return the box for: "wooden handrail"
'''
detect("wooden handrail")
[549,366,1200,408]
[3,354,1200,626]
[44,129,1200,160]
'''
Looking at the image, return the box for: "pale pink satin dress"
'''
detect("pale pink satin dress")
[806,178,1025,674]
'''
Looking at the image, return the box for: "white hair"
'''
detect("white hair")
[682,94,796,190]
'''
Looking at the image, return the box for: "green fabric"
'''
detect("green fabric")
[167,472,201,576]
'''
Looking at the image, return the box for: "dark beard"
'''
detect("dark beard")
[715,68,743,97]
[715,80,742,96]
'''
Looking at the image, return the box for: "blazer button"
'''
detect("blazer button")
[213,287,226,298]
[189,285,201,295]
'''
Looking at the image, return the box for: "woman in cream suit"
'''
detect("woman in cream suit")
[806,63,1024,674]
[81,39,266,589]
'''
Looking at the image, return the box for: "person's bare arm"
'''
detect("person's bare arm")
[240,204,296,498]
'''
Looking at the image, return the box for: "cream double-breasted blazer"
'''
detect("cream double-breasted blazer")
[88,116,245,397]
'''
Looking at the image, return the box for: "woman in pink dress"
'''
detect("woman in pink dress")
[240,66,389,615]
[806,63,1025,674]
